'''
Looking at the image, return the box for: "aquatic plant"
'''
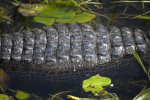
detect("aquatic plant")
[68,74,119,100]
[18,1,96,25]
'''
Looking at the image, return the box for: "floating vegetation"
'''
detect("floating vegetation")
[18,1,96,25]
[82,74,111,96]
[1,0,149,31]
[68,74,119,100]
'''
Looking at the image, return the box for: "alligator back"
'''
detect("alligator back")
[0,23,150,83]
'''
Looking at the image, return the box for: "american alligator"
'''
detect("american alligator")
[0,23,150,84]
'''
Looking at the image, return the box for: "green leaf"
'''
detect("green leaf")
[69,12,95,23]
[33,16,55,25]
[82,74,111,95]
[55,1,76,6]
[31,1,95,25]
[38,1,77,19]
[33,1,77,25]
[0,94,10,100]
[40,4,76,19]
[55,12,95,23]
[55,18,71,23]
[133,88,150,100]
[132,50,148,74]
[15,91,29,100]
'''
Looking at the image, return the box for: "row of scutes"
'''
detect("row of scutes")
[0,23,149,71]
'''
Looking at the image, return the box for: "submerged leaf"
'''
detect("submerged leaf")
[15,91,29,100]
[133,88,150,100]
[82,74,111,95]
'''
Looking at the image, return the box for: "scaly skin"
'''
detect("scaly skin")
[0,23,150,83]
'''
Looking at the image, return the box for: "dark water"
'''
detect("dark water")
[0,0,150,100]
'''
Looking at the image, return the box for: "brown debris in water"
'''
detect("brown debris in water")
[18,3,44,17]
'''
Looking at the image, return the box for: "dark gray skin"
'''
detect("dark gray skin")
[0,23,150,85]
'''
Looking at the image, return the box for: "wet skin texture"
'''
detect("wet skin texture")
[0,23,150,86]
